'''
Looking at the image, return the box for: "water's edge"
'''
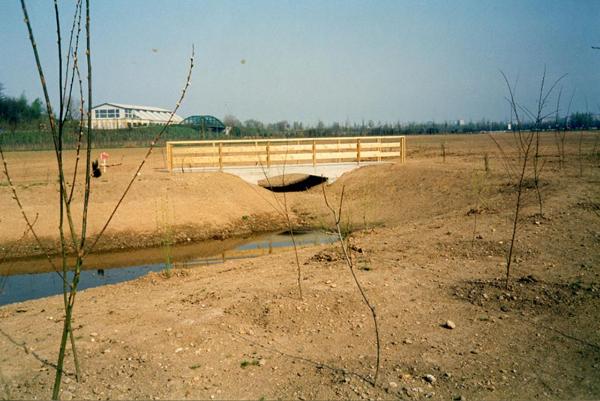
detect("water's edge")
[0,230,336,306]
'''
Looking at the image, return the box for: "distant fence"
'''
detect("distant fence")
[165,136,406,172]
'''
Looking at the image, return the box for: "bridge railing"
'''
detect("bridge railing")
[165,136,406,172]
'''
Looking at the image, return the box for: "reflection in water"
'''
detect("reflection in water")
[0,230,336,306]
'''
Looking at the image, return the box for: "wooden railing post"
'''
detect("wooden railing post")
[357,138,361,165]
[266,141,271,168]
[218,142,223,170]
[166,142,173,172]
[312,140,316,166]
[401,136,406,163]
[377,137,381,162]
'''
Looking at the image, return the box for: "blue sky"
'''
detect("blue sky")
[1,0,599,125]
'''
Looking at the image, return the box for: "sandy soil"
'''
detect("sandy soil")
[0,146,290,258]
[1,132,599,400]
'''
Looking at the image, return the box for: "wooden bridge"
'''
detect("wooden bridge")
[165,136,406,184]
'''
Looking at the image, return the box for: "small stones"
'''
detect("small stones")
[258,359,266,367]
[388,381,398,389]
[443,320,456,329]
[423,374,436,384]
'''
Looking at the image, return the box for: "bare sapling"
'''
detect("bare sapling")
[553,88,565,170]
[17,1,194,398]
[495,72,536,289]
[156,195,174,276]
[519,66,567,217]
[321,184,381,385]
[557,90,575,171]
[578,130,584,177]
[470,171,489,247]
[19,1,88,392]
[441,142,446,163]
[493,69,565,288]
[255,142,304,300]
[282,188,303,300]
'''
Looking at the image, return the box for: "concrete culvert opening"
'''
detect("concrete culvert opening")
[258,174,328,192]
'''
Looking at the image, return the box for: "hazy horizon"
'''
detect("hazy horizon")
[2,0,599,125]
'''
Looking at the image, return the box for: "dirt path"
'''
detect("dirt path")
[0,132,599,400]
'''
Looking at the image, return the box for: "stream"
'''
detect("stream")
[0,230,337,306]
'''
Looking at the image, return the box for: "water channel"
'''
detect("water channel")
[0,230,337,306]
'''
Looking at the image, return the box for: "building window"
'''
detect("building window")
[106,109,120,119]
[95,109,108,119]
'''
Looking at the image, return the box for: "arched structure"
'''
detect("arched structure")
[180,115,226,133]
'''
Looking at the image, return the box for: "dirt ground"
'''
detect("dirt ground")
[1,132,599,400]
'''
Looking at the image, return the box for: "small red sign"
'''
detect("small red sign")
[99,152,109,161]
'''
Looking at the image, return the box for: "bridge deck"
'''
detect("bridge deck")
[165,136,405,184]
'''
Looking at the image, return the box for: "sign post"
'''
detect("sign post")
[99,152,109,173]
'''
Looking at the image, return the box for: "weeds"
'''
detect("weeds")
[484,153,490,174]
[240,359,260,368]
[578,130,585,177]
[470,170,490,246]
[156,195,174,276]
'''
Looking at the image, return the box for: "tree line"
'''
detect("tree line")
[0,84,44,129]
[1,82,598,141]
[221,113,599,138]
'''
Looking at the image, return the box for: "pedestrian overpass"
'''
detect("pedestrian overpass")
[165,136,406,184]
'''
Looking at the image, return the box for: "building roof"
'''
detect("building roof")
[92,102,173,113]
[91,102,183,122]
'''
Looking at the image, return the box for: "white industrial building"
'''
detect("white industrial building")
[89,103,183,129]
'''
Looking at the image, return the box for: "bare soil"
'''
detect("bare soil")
[1,132,599,400]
